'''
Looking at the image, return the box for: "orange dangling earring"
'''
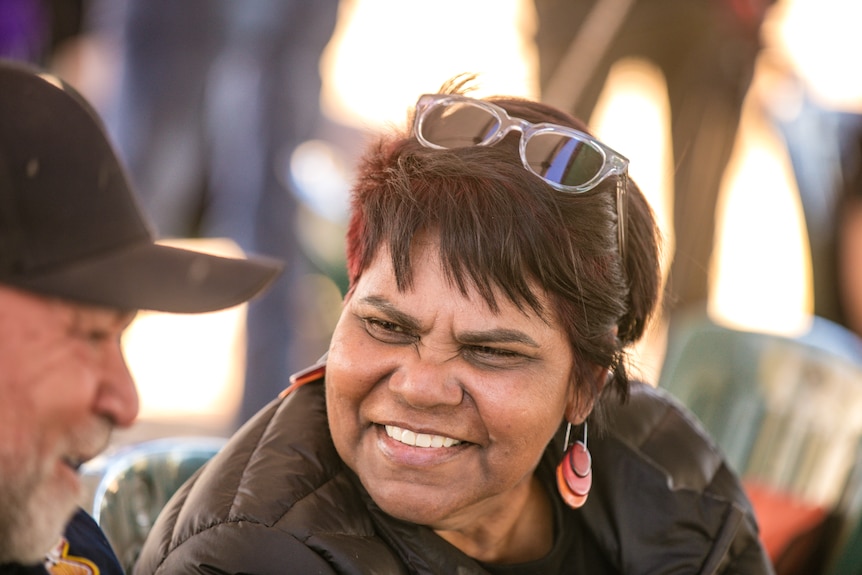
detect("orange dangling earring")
[556,421,592,509]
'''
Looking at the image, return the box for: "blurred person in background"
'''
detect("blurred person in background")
[534,0,776,320]
[771,93,862,332]
[135,82,772,574]
[0,0,83,65]
[87,0,341,427]
[836,120,862,337]
[0,60,279,572]
[757,0,862,336]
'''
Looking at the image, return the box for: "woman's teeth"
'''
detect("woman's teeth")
[385,425,461,448]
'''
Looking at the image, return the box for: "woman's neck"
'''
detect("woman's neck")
[433,474,554,564]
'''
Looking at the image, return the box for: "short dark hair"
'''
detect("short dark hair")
[345,89,661,422]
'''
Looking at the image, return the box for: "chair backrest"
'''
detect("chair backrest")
[80,436,226,573]
[659,312,862,573]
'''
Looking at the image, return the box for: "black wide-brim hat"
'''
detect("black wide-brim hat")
[0,60,282,313]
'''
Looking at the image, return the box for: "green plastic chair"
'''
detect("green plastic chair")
[659,311,862,574]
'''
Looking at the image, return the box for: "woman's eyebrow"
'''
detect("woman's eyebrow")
[357,295,423,332]
[358,296,540,347]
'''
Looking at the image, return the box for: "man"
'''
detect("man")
[0,60,281,572]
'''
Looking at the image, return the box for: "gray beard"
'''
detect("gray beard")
[0,418,111,565]
[0,456,75,565]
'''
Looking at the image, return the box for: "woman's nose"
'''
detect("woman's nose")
[387,346,464,409]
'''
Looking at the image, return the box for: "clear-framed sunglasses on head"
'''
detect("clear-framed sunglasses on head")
[413,93,628,258]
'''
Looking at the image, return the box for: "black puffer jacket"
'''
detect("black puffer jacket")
[134,370,773,574]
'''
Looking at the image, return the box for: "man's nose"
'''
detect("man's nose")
[94,342,140,428]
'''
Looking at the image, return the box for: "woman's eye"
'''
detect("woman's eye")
[463,345,524,365]
[469,345,517,358]
[362,317,416,344]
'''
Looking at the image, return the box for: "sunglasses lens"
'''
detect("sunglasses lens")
[420,100,500,148]
[524,132,605,189]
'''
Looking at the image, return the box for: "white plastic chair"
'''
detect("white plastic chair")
[80,436,226,573]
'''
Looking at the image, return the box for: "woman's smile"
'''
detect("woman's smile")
[383,424,463,448]
[372,423,471,468]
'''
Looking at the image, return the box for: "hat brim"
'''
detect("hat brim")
[10,241,283,313]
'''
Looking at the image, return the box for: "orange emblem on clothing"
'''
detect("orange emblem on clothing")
[44,538,100,575]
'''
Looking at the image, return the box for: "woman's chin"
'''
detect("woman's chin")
[367,482,459,527]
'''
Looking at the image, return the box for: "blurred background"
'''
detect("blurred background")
[2,0,860,440]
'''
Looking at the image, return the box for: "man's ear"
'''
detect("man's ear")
[564,366,609,424]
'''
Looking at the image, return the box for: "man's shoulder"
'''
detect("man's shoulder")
[1,509,125,575]
[54,509,124,574]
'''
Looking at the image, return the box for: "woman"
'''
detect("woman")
[135,83,773,574]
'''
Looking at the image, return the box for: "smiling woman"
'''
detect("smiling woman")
[135,81,773,574]
[326,237,575,560]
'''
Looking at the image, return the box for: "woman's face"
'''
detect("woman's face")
[326,235,579,531]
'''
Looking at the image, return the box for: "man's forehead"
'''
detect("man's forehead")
[64,300,138,329]
[0,283,136,327]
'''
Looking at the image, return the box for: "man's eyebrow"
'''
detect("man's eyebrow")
[67,307,137,333]
[458,329,540,348]
[117,310,138,329]
[357,296,422,332]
